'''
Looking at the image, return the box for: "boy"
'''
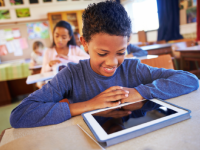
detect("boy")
[10,1,199,128]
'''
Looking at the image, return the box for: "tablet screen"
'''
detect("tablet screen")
[92,100,178,134]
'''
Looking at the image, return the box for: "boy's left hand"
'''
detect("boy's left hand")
[121,87,143,103]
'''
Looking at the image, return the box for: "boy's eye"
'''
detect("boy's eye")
[117,52,125,55]
[98,53,107,56]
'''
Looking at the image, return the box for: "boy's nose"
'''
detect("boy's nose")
[105,56,118,66]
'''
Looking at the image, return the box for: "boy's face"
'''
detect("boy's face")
[81,33,127,77]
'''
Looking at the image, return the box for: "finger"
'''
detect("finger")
[121,98,128,104]
[105,93,129,102]
[121,98,140,104]
[103,86,123,93]
[105,89,129,97]
[107,101,121,107]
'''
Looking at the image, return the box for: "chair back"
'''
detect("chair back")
[138,30,147,43]
[141,54,174,69]
[156,40,166,44]
[171,42,187,59]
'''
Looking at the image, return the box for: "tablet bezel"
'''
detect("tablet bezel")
[82,99,189,142]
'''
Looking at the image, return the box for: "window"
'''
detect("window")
[124,0,159,33]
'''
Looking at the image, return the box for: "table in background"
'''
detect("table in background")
[26,71,54,84]
[29,65,42,75]
[0,60,35,106]
[141,43,173,55]
[176,45,200,77]
[0,81,200,150]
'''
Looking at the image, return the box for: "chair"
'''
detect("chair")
[141,54,174,69]
[138,30,147,43]
[171,41,197,70]
[155,40,166,44]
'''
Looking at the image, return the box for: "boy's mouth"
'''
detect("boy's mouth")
[103,67,117,74]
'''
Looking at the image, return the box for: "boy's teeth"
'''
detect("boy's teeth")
[106,68,113,70]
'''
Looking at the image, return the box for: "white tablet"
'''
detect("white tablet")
[82,99,191,147]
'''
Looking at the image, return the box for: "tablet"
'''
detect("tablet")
[82,99,191,147]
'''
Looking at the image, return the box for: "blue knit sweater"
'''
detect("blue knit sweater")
[10,59,199,128]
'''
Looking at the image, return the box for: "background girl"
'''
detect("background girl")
[41,20,89,73]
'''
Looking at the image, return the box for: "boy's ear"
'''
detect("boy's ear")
[80,36,89,53]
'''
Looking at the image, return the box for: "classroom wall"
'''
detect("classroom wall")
[0,0,104,62]
[0,20,51,62]
[0,0,102,24]
[130,23,197,43]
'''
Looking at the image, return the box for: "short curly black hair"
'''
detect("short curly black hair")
[82,0,132,42]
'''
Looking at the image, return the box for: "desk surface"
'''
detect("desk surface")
[26,71,54,84]
[141,43,172,51]
[0,81,200,150]
[176,45,200,52]
[29,65,42,70]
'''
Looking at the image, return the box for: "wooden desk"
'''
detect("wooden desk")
[0,60,34,106]
[29,65,42,75]
[0,81,200,149]
[176,45,200,76]
[141,43,173,55]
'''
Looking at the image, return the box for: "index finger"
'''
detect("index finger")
[103,86,123,93]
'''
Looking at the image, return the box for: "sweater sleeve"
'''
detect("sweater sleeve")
[127,44,148,57]
[134,60,199,100]
[10,68,72,128]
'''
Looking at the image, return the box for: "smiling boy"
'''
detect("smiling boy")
[10,1,199,128]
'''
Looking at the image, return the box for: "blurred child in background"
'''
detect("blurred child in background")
[74,32,85,51]
[30,41,46,68]
[125,34,147,58]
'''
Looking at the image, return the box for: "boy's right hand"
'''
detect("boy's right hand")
[87,86,129,110]
[49,60,61,67]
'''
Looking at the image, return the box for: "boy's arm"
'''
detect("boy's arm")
[10,68,129,128]
[132,60,199,100]
[10,69,72,128]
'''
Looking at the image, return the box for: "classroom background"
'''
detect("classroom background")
[0,0,200,133]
